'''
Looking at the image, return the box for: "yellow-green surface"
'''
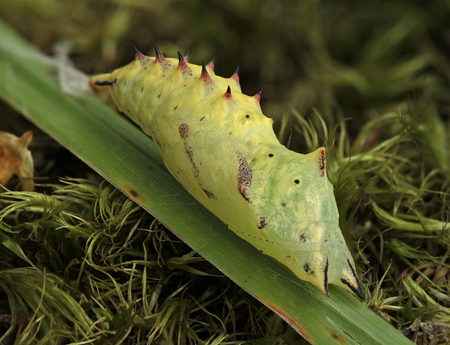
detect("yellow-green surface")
[92,56,363,298]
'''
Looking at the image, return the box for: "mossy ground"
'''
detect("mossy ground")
[1,1,450,344]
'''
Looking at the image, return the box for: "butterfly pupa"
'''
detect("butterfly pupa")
[90,47,364,299]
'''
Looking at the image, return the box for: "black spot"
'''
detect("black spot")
[294,179,300,184]
[299,233,307,242]
[199,116,205,121]
[281,202,286,207]
[95,80,113,86]
[245,114,250,119]
[303,263,316,276]
[129,189,139,198]
[258,217,266,229]
[174,105,178,111]
[268,153,274,157]
[324,258,329,296]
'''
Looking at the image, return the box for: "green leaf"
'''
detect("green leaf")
[0,19,413,344]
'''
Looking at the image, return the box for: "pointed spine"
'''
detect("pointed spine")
[133,45,145,60]
[154,45,165,63]
[177,51,189,70]
[184,50,190,63]
[253,89,263,103]
[206,56,215,72]
[223,85,232,100]
[201,62,213,84]
[231,65,239,84]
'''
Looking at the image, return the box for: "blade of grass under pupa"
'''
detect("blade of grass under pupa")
[0,19,413,344]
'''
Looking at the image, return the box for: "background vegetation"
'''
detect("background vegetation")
[1,0,449,344]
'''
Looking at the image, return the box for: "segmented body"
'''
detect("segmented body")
[90,47,364,299]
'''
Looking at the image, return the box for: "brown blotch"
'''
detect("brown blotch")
[237,153,253,202]
[323,327,346,344]
[319,148,326,177]
[303,263,316,276]
[123,184,143,201]
[178,123,190,139]
[261,299,313,344]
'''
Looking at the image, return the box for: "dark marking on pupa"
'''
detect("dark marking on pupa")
[94,80,113,87]
[323,258,329,296]
[341,259,365,300]
[237,153,253,202]
[184,143,199,178]
[299,233,307,242]
[178,124,198,178]
[203,189,216,200]
[319,148,326,177]
[258,217,266,229]
[303,263,316,277]
[178,123,189,139]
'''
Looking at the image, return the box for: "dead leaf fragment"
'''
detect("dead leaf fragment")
[0,130,34,191]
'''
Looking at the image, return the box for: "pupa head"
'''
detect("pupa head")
[255,147,364,298]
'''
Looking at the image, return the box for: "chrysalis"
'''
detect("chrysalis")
[90,47,364,299]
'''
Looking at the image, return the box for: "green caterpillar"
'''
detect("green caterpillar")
[90,47,364,299]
